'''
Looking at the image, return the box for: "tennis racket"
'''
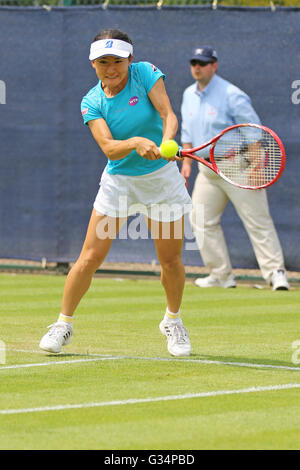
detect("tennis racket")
[179,123,285,189]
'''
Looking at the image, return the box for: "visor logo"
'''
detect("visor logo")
[105,40,113,48]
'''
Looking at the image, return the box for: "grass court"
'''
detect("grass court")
[0,273,300,450]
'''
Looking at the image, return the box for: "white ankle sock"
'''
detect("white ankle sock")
[58,313,73,324]
[164,308,181,324]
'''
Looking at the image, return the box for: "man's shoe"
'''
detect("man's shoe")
[39,322,73,353]
[195,274,236,288]
[270,269,290,291]
[159,319,191,357]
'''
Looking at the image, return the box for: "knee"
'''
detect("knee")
[191,207,221,232]
[190,206,204,232]
[160,254,183,272]
[76,250,103,274]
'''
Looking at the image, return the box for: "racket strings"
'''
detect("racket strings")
[213,127,283,188]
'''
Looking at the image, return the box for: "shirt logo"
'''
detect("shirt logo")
[150,64,157,72]
[208,106,217,116]
[129,96,139,106]
[81,108,89,116]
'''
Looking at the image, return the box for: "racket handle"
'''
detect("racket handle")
[177,146,183,157]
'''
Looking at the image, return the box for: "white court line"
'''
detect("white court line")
[0,357,121,370]
[1,383,300,415]
[9,348,113,357]
[135,356,300,372]
[4,348,300,372]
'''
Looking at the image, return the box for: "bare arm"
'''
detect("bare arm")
[87,77,177,162]
[181,143,193,179]
[148,77,178,144]
[247,141,266,187]
[88,118,161,161]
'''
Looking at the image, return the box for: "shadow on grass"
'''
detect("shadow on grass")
[45,351,300,370]
[189,353,300,370]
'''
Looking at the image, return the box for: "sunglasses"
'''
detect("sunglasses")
[190,60,213,67]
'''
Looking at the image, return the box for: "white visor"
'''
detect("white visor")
[89,39,133,60]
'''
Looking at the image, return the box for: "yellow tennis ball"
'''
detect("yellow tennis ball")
[160,140,179,158]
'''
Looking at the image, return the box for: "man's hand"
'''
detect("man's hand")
[181,159,192,179]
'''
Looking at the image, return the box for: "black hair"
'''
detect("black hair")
[93,29,133,46]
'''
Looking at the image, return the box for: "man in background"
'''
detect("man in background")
[180,46,289,290]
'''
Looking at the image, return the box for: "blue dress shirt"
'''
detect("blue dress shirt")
[181,74,261,159]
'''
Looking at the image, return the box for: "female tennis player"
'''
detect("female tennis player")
[39,29,192,357]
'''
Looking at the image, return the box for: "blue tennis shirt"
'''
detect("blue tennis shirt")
[81,61,168,176]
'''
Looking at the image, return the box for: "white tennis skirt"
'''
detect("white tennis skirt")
[93,162,192,222]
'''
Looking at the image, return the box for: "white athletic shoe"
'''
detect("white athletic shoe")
[270,269,290,291]
[195,274,236,289]
[39,321,73,353]
[159,319,191,357]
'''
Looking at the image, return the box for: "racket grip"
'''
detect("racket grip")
[177,146,183,157]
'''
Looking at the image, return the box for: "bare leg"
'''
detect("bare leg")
[147,217,185,313]
[61,209,126,317]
